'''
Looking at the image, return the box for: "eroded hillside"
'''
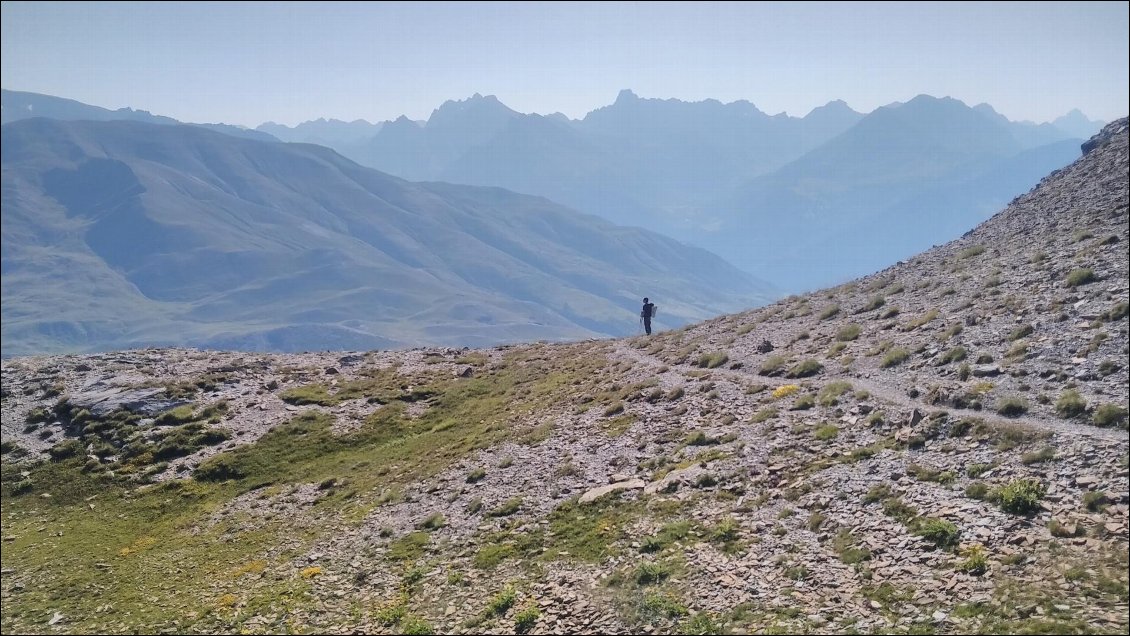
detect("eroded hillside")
[1,120,1127,635]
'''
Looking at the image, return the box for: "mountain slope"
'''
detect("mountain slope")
[1,88,278,142]
[1,118,776,356]
[0,120,1126,635]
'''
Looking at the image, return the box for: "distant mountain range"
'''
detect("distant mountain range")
[267,90,1100,291]
[1,118,775,356]
[1,89,278,142]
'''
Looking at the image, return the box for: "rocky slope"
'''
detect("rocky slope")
[1,120,1127,635]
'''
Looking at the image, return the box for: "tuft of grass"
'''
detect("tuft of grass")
[995,397,1029,417]
[904,309,939,331]
[819,305,841,320]
[419,512,445,530]
[1065,268,1096,287]
[759,355,788,376]
[880,348,911,368]
[1008,324,1034,341]
[696,352,730,369]
[750,407,777,423]
[473,544,515,569]
[466,467,487,483]
[959,245,986,259]
[489,497,523,517]
[965,482,990,500]
[1054,390,1087,418]
[860,296,885,312]
[939,346,967,364]
[813,425,839,441]
[1092,404,1128,428]
[1083,491,1109,512]
[1020,447,1055,465]
[816,381,852,406]
[836,324,862,341]
[603,402,625,417]
[785,359,823,378]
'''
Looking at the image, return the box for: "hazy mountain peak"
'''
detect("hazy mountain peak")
[427,93,518,128]
[614,88,640,104]
[1053,108,1105,138]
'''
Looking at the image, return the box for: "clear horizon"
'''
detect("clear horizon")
[2,1,1127,128]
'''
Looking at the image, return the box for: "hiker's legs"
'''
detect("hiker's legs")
[644,317,652,335]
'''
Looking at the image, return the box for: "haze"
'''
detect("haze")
[2,1,1127,128]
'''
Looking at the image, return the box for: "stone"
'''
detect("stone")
[579,479,645,504]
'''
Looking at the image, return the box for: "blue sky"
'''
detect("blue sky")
[2,1,1127,127]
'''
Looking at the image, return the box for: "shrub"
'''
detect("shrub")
[785,359,823,378]
[995,397,1028,417]
[1009,324,1034,341]
[880,348,911,368]
[466,468,487,483]
[861,296,885,312]
[1065,268,1096,287]
[1055,390,1087,418]
[641,592,688,619]
[401,617,434,635]
[1092,404,1128,428]
[712,518,740,543]
[486,586,517,616]
[995,479,1046,515]
[958,545,989,575]
[912,517,961,550]
[47,438,84,461]
[836,324,862,341]
[634,561,671,585]
[667,387,685,401]
[513,606,540,634]
[771,385,800,400]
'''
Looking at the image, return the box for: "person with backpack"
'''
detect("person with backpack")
[640,297,656,335]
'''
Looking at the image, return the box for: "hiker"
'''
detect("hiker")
[641,297,656,335]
